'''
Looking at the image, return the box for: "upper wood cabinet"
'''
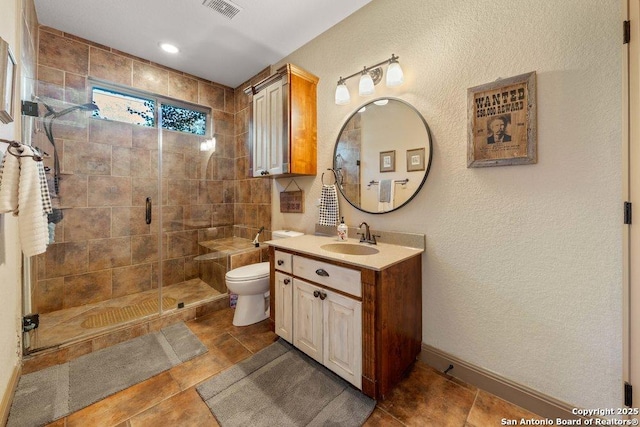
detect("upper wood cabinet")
[245,64,319,177]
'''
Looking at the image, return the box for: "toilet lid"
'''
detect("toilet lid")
[225,262,270,281]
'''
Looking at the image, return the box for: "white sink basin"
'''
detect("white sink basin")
[320,243,380,256]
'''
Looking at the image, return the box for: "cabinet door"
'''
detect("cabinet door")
[323,291,362,389]
[292,279,323,363]
[252,88,268,177]
[274,272,293,343]
[265,79,284,175]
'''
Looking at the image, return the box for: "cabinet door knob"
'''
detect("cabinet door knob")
[284,279,290,285]
[312,290,327,299]
[277,259,284,265]
[315,269,329,277]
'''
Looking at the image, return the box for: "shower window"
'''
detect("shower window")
[161,104,206,135]
[92,87,155,127]
[91,86,208,136]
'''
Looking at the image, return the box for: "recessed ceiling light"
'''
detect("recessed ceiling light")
[160,43,179,54]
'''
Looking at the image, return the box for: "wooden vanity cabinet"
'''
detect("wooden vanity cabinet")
[269,246,422,401]
[247,63,318,177]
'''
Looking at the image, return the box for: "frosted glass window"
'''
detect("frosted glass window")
[161,104,206,135]
[92,87,154,127]
[91,87,207,136]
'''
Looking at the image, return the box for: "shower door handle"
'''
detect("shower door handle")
[145,197,152,224]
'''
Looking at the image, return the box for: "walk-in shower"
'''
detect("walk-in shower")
[21,26,273,356]
[24,84,231,353]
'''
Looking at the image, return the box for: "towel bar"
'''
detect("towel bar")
[367,178,409,187]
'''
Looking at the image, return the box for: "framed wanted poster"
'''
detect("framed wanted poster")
[467,71,537,167]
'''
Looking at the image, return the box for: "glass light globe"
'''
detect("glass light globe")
[359,73,375,96]
[334,83,350,105]
[386,61,404,87]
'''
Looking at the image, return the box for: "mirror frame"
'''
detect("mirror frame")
[333,97,433,214]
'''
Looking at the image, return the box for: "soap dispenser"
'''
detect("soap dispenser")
[337,217,348,241]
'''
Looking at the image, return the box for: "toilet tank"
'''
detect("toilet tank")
[272,230,304,239]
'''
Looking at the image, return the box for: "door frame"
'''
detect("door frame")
[625,0,640,409]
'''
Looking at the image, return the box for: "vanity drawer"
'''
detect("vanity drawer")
[274,250,293,273]
[293,255,361,298]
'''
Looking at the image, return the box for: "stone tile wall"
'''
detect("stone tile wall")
[232,71,273,243]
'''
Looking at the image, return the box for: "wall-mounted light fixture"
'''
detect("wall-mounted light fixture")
[334,54,404,105]
[200,137,216,152]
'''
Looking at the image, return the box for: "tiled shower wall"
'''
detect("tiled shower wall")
[31,26,274,314]
[233,70,273,242]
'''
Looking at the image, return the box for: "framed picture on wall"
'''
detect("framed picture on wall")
[379,150,395,172]
[0,37,16,124]
[406,148,425,172]
[467,71,537,167]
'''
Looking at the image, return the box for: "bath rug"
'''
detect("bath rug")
[7,322,206,427]
[197,339,376,426]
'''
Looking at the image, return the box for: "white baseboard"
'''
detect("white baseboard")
[420,343,578,420]
[0,363,21,426]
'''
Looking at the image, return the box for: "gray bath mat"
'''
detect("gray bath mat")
[7,322,207,427]
[197,339,376,426]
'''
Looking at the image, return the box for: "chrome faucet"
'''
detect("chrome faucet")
[358,222,378,245]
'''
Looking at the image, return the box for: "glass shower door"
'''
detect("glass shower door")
[157,105,230,314]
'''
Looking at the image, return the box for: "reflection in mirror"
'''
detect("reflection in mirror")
[334,98,432,214]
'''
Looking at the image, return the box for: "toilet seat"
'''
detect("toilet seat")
[225,262,269,282]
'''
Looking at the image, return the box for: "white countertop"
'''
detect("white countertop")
[265,235,423,271]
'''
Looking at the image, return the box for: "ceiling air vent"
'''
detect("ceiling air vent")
[202,0,242,20]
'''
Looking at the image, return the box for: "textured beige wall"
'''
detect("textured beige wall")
[273,0,622,410]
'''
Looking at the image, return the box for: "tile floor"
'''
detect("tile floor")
[40,307,543,426]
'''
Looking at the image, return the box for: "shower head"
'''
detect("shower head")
[33,95,99,118]
[77,103,99,111]
[36,99,100,195]
[50,102,99,118]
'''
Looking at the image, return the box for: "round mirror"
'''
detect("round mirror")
[333,98,432,214]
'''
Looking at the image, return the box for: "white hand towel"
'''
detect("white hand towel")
[377,180,395,212]
[18,146,49,256]
[378,179,392,203]
[0,150,20,213]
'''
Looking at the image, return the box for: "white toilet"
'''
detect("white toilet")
[225,230,303,326]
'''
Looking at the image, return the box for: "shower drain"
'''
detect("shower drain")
[81,297,177,329]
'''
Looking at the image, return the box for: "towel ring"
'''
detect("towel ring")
[0,139,44,162]
[321,168,338,185]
